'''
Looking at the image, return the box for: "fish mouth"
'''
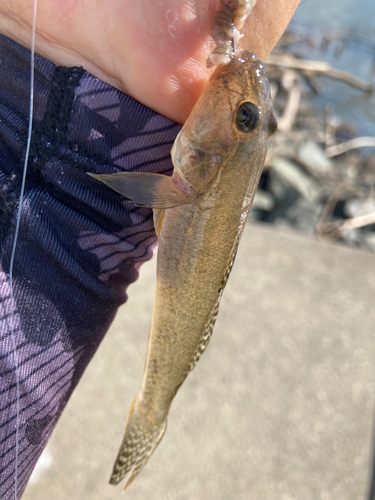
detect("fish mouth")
[217,50,266,76]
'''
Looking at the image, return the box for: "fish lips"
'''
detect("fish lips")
[214,50,266,78]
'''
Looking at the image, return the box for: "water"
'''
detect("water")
[286,0,375,142]
[292,0,375,32]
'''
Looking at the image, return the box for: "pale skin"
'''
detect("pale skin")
[0,0,300,123]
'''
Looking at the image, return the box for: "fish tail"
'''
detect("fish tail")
[109,397,167,490]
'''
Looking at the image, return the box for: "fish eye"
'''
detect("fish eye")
[235,102,260,133]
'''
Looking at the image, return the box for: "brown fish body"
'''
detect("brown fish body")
[89,50,276,489]
[141,129,267,423]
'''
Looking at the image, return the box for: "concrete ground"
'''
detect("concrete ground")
[23,222,375,500]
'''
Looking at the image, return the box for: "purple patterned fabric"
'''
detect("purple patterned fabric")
[0,34,181,499]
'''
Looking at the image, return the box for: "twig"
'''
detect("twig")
[266,53,374,93]
[278,81,301,132]
[270,81,279,101]
[318,211,375,239]
[325,136,375,157]
[325,104,336,148]
[339,212,375,232]
[303,72,323,94]
[316,183,346,239]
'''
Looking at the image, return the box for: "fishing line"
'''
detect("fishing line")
[8,0,38,498]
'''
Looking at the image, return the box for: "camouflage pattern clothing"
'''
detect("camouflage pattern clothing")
[0,34,180,499]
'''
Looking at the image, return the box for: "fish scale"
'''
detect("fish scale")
[91,49,276,490]
[186,224,242,376]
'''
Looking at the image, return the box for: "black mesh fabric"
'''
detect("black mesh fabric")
[0,34,181,499]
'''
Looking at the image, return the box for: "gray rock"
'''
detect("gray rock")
[270,156,321,203]
[341,227,364,248]
[252,189,275,212]
[285,197,323,235]
[267,197,323,236]
[297,141,334,175]
[344,198,375,218]
[268,167,300,210]
[362,231,375,253]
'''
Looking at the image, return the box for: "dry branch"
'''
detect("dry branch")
[318,211,375,239]
[278,83,301,132]
[325,137,375,157]
[339,212,375,232]
[316,184,347,238]
[266,53,374,93]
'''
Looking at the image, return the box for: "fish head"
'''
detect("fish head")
[171,50,276,192]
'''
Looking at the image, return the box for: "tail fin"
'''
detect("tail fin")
[109,397,167,490]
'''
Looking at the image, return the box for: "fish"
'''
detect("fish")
[88,49,277,490]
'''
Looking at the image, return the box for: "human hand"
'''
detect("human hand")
[0,0,299,123]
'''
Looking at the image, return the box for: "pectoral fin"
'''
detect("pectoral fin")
[88,171,199,209]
